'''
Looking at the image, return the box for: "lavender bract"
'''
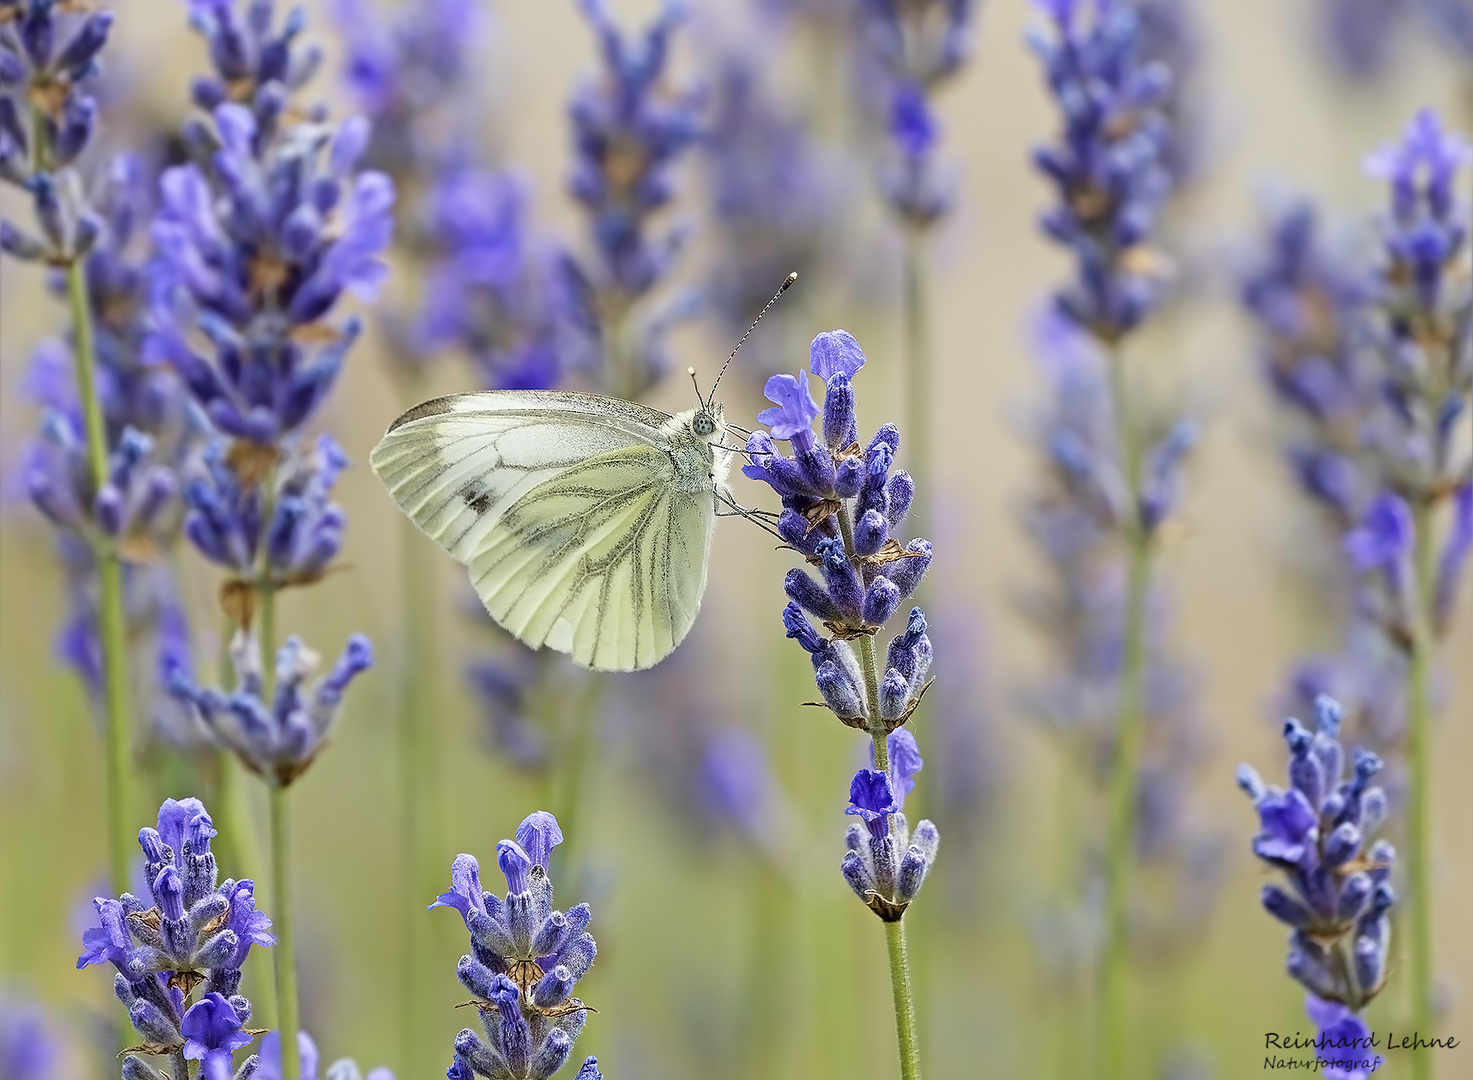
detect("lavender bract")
[76,798,271,1078]
[432,812,597,1080]
[1237,696,1395,1010]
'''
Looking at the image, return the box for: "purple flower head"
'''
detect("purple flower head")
[170,632,374,786]
[76,897,135,974]
[1238,696,1395,1009]
[1030,0,1176,340]
[1364,109,1471,223]
[431,821,597,1073]
[223,879,275,969]
[182,993,252,1080]
[148,55,396,447]
[183,0,324,121]
[859,0,976,88]
[254,1030,320,1080]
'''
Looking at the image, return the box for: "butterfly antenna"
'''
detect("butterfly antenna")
[707,271,798,409]
[687,366,705,408]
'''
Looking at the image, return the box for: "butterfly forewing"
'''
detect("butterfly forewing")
[369,390,718,672]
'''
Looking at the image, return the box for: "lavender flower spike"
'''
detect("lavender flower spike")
[170,633,374,786]
[77,798,272,1079]
[1238,695,1396,1011]
[433,812,595,1079]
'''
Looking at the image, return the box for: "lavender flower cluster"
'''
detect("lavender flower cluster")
[432,812,597,1080]
[78,798,273,1080]
[1239,696,1396,1048]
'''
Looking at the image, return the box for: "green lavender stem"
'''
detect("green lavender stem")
[65,259,135,898]
[1406,497,1436,1080]
[269,782,301,1080]
[839,501,924,1080]
[1097,344,1150,1080]
[902,229,932,545]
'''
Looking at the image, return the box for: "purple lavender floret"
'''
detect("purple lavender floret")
[182,0,323,123]
[1237,695,1396,1010]
[432,812,595,1080]
[169,633,374,785]
[747,331,933,731]
[76,798,271,1078]
[841,729,940,920]
[1030,0,1176,341]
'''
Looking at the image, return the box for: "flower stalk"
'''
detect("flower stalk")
[1406,496,1435,1080]
[65,256,135,898]
[269,783,301,1080]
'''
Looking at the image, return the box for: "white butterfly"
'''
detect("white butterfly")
[370,389,733,672]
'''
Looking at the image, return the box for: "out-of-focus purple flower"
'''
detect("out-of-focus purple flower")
[1240,193,1380,526]
[0,994,64,1080]
[1434,481,1472,633]
[1304,995,1380,1080]
[1030,0,1176,341]
[1416,0,1473,59]
[331,0,485,179]
[859,0,976,87]
[1237,695,1395,1010]
[148,92,394,446]
[169,632,373,786]
[181,434,348,590]
[183,0,323,122]
[698,47,844,364]
[562,0,703,397]
[431,812,594,1079]
[1318,0,1408,80]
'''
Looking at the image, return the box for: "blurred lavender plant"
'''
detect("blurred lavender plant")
[560,0,703,399]
[0,993,65,1080]
[745,329,934,1079]
[149,6,395,1078]
[76,796,273,1080]
[1238,696,1396,1053]
[697,45,841,375]
[1028,3,1196,1075]
[1019,310,1218,986]
[249,1030,394,1080]
[1,0,166,897]
[1354,109,1471,1080]
[432,812,599,1080]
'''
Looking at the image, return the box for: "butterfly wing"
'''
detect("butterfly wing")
[369,390,716,671]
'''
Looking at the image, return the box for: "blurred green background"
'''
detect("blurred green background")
[2,1,1471,1078]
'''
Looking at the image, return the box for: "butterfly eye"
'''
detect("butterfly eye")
[693,412,715,437]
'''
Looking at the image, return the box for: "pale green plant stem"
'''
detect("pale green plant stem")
[1406,497,1435,1080]
[65,260,136,898]
[269,782,301,1080]
[838,504,923,1080]
[902,229,932,547]
[1097,343,1150,1080]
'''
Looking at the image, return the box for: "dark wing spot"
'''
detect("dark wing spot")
[459,482,494,515]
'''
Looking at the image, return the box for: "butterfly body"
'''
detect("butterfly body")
[371,390,731,672]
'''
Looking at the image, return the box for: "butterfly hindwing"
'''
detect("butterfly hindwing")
[369,390,717,671]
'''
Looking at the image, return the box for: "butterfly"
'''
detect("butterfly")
[370,274,795,672]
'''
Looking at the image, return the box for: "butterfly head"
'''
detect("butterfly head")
[692,408,717,437]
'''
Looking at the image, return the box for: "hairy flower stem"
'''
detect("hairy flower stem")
[397,377,440,1077]
[1406,497,1436,1080]
[838,500,923,1080]
[902,229,932,547]
[66,259,135,898]
[1098,345,1150,1080]
[269,782,301,1080]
